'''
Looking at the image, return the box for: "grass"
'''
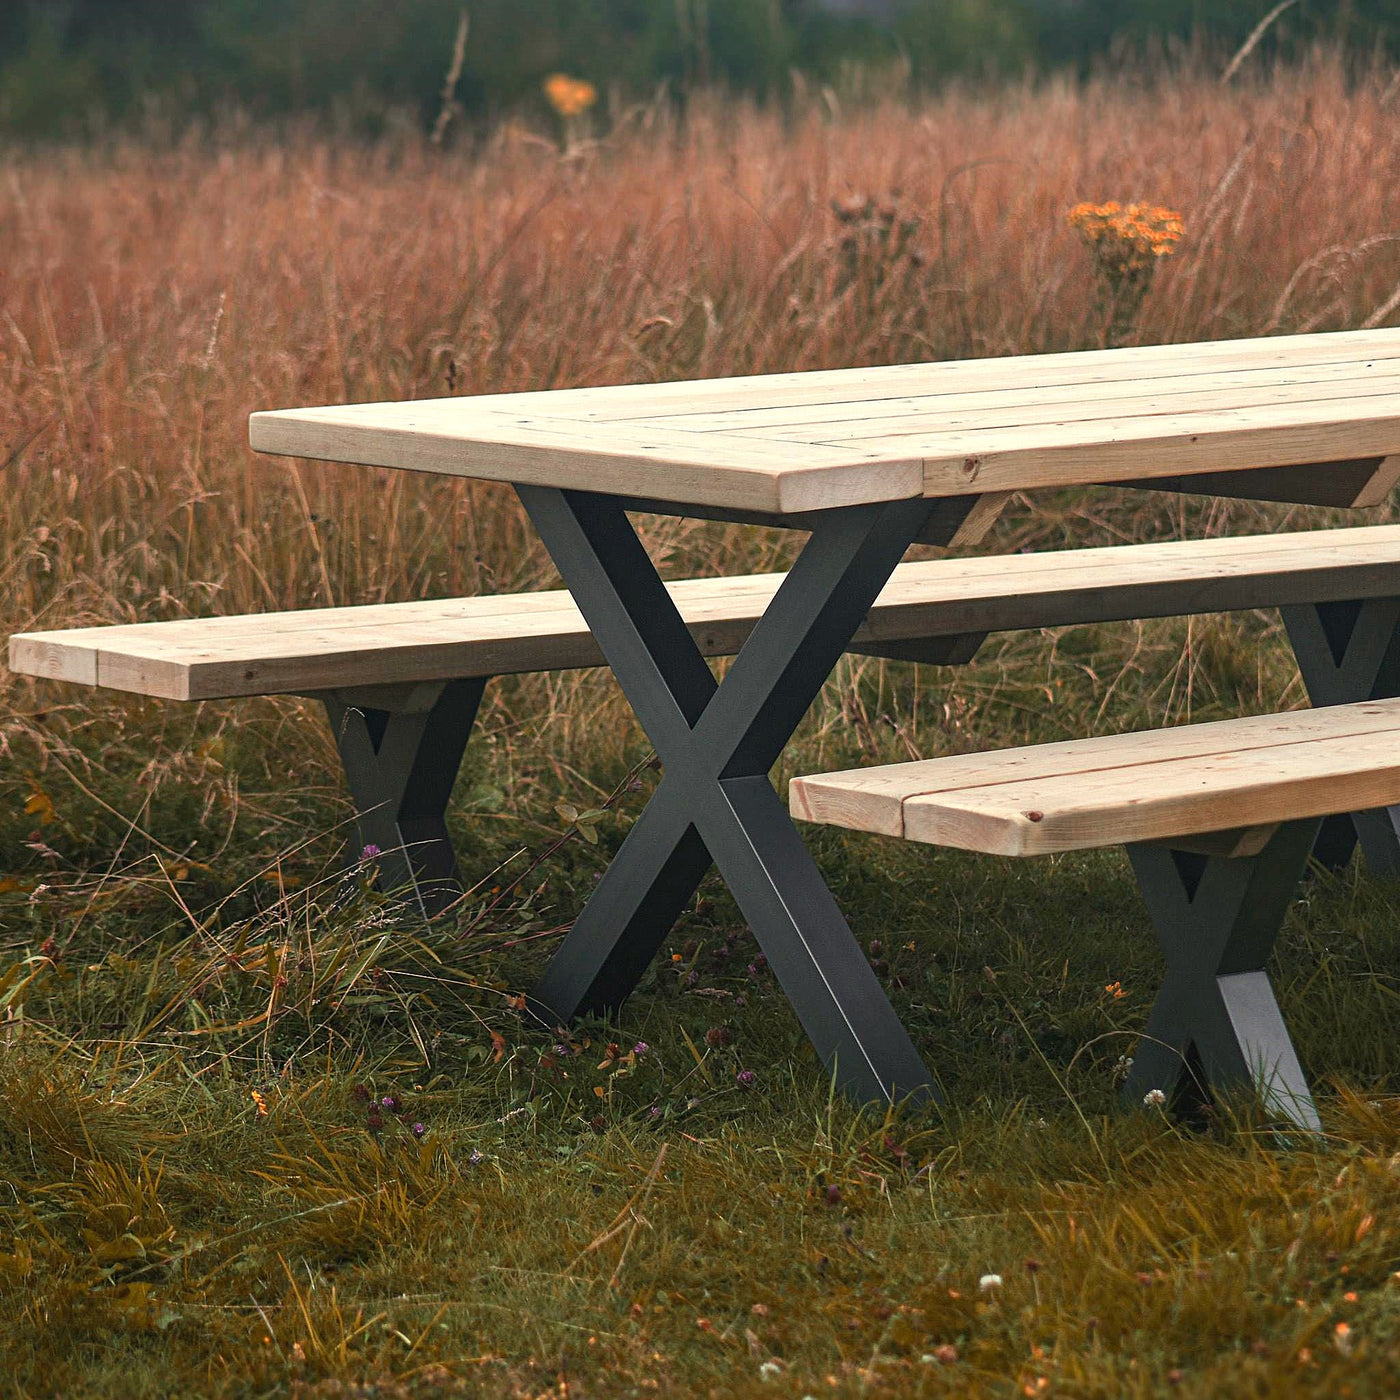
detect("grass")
[7,51,1400,1396]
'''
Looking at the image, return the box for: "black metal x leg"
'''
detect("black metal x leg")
[516,486,981,1104]
[1283,596,1400,875]
[321,677,487,917]
[1123,820,1322,1132]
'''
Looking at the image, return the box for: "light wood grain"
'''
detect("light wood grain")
[910,401,1400,498]
[249,407,923,515]
[250,329,1400,512]
[745,372,1400,446]
[671,355,1400,437]
[791,699,1400,820]
[15,523,1400,699]
[518,329,1400,422]
[788,699,1400,855]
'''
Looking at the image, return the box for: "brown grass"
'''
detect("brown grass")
[7,52,1400,1399]
[8,55,1400,768]
[8,53,1400,615]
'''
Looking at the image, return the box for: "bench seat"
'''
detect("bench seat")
[14,523,1400,701]
[11,524,1400,917]
[788,698,1400,856]
[791,699,1400,1132]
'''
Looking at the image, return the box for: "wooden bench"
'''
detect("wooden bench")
[12,523,1400,916]
[790,698,1400,1131]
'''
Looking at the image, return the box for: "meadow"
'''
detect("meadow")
[8,53,1400,1397]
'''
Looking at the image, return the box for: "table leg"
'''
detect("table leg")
[517,486,981,1104]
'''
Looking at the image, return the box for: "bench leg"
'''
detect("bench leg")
[319,678,488,917]
[1282,596,1400,875]
[1123,819,1322,1133]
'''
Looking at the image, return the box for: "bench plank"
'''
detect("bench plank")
[14,524,1400,700]
[789,698,1400,856]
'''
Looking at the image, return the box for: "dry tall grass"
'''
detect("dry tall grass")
[8,56,1400,1398]
[8,54,1400,623]
[9,55,1400,782]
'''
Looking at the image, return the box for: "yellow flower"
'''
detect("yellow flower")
[1067,200,1184,279]
[544,74,597,119]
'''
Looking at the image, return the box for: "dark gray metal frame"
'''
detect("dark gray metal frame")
[1123,820,1323,1133]
[513,485,990,1105]
[303,593,1400,930]
[319,677,488,917]
[297,516,1400,1116]
[1284,596,1400,875]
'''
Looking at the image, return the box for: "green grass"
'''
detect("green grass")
[7,598,1400,1398]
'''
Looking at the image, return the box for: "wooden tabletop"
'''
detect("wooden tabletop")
[250,328,1400,517]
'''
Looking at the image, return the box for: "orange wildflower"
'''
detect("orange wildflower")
[544,74,597,119]
[1067,200,1185,278]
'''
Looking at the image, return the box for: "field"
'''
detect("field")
[8,54,1400,1398]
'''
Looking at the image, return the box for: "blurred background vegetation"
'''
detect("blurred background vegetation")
[2,0,1397,141]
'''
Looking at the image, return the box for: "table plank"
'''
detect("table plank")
[249,409,922,515]
[492,329,1400,421]
[638,355,1400,435]
[251,328,1400,512]
[905,399,1400,497]
[731,365,1400,443]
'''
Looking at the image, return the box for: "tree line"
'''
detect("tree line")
[0,0,1390,139]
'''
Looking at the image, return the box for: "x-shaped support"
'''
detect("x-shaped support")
[320,677,487,917]
[1282,596,1400,875]
[515,486,982,1105]
[1123,819,1322,1132]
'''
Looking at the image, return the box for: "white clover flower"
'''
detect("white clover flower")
[757,1359,784,1380]
[978,1273,1003,1292]
[1143,1088,1167,1107]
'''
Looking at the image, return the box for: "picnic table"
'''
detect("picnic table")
[245,329,1400,1106]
